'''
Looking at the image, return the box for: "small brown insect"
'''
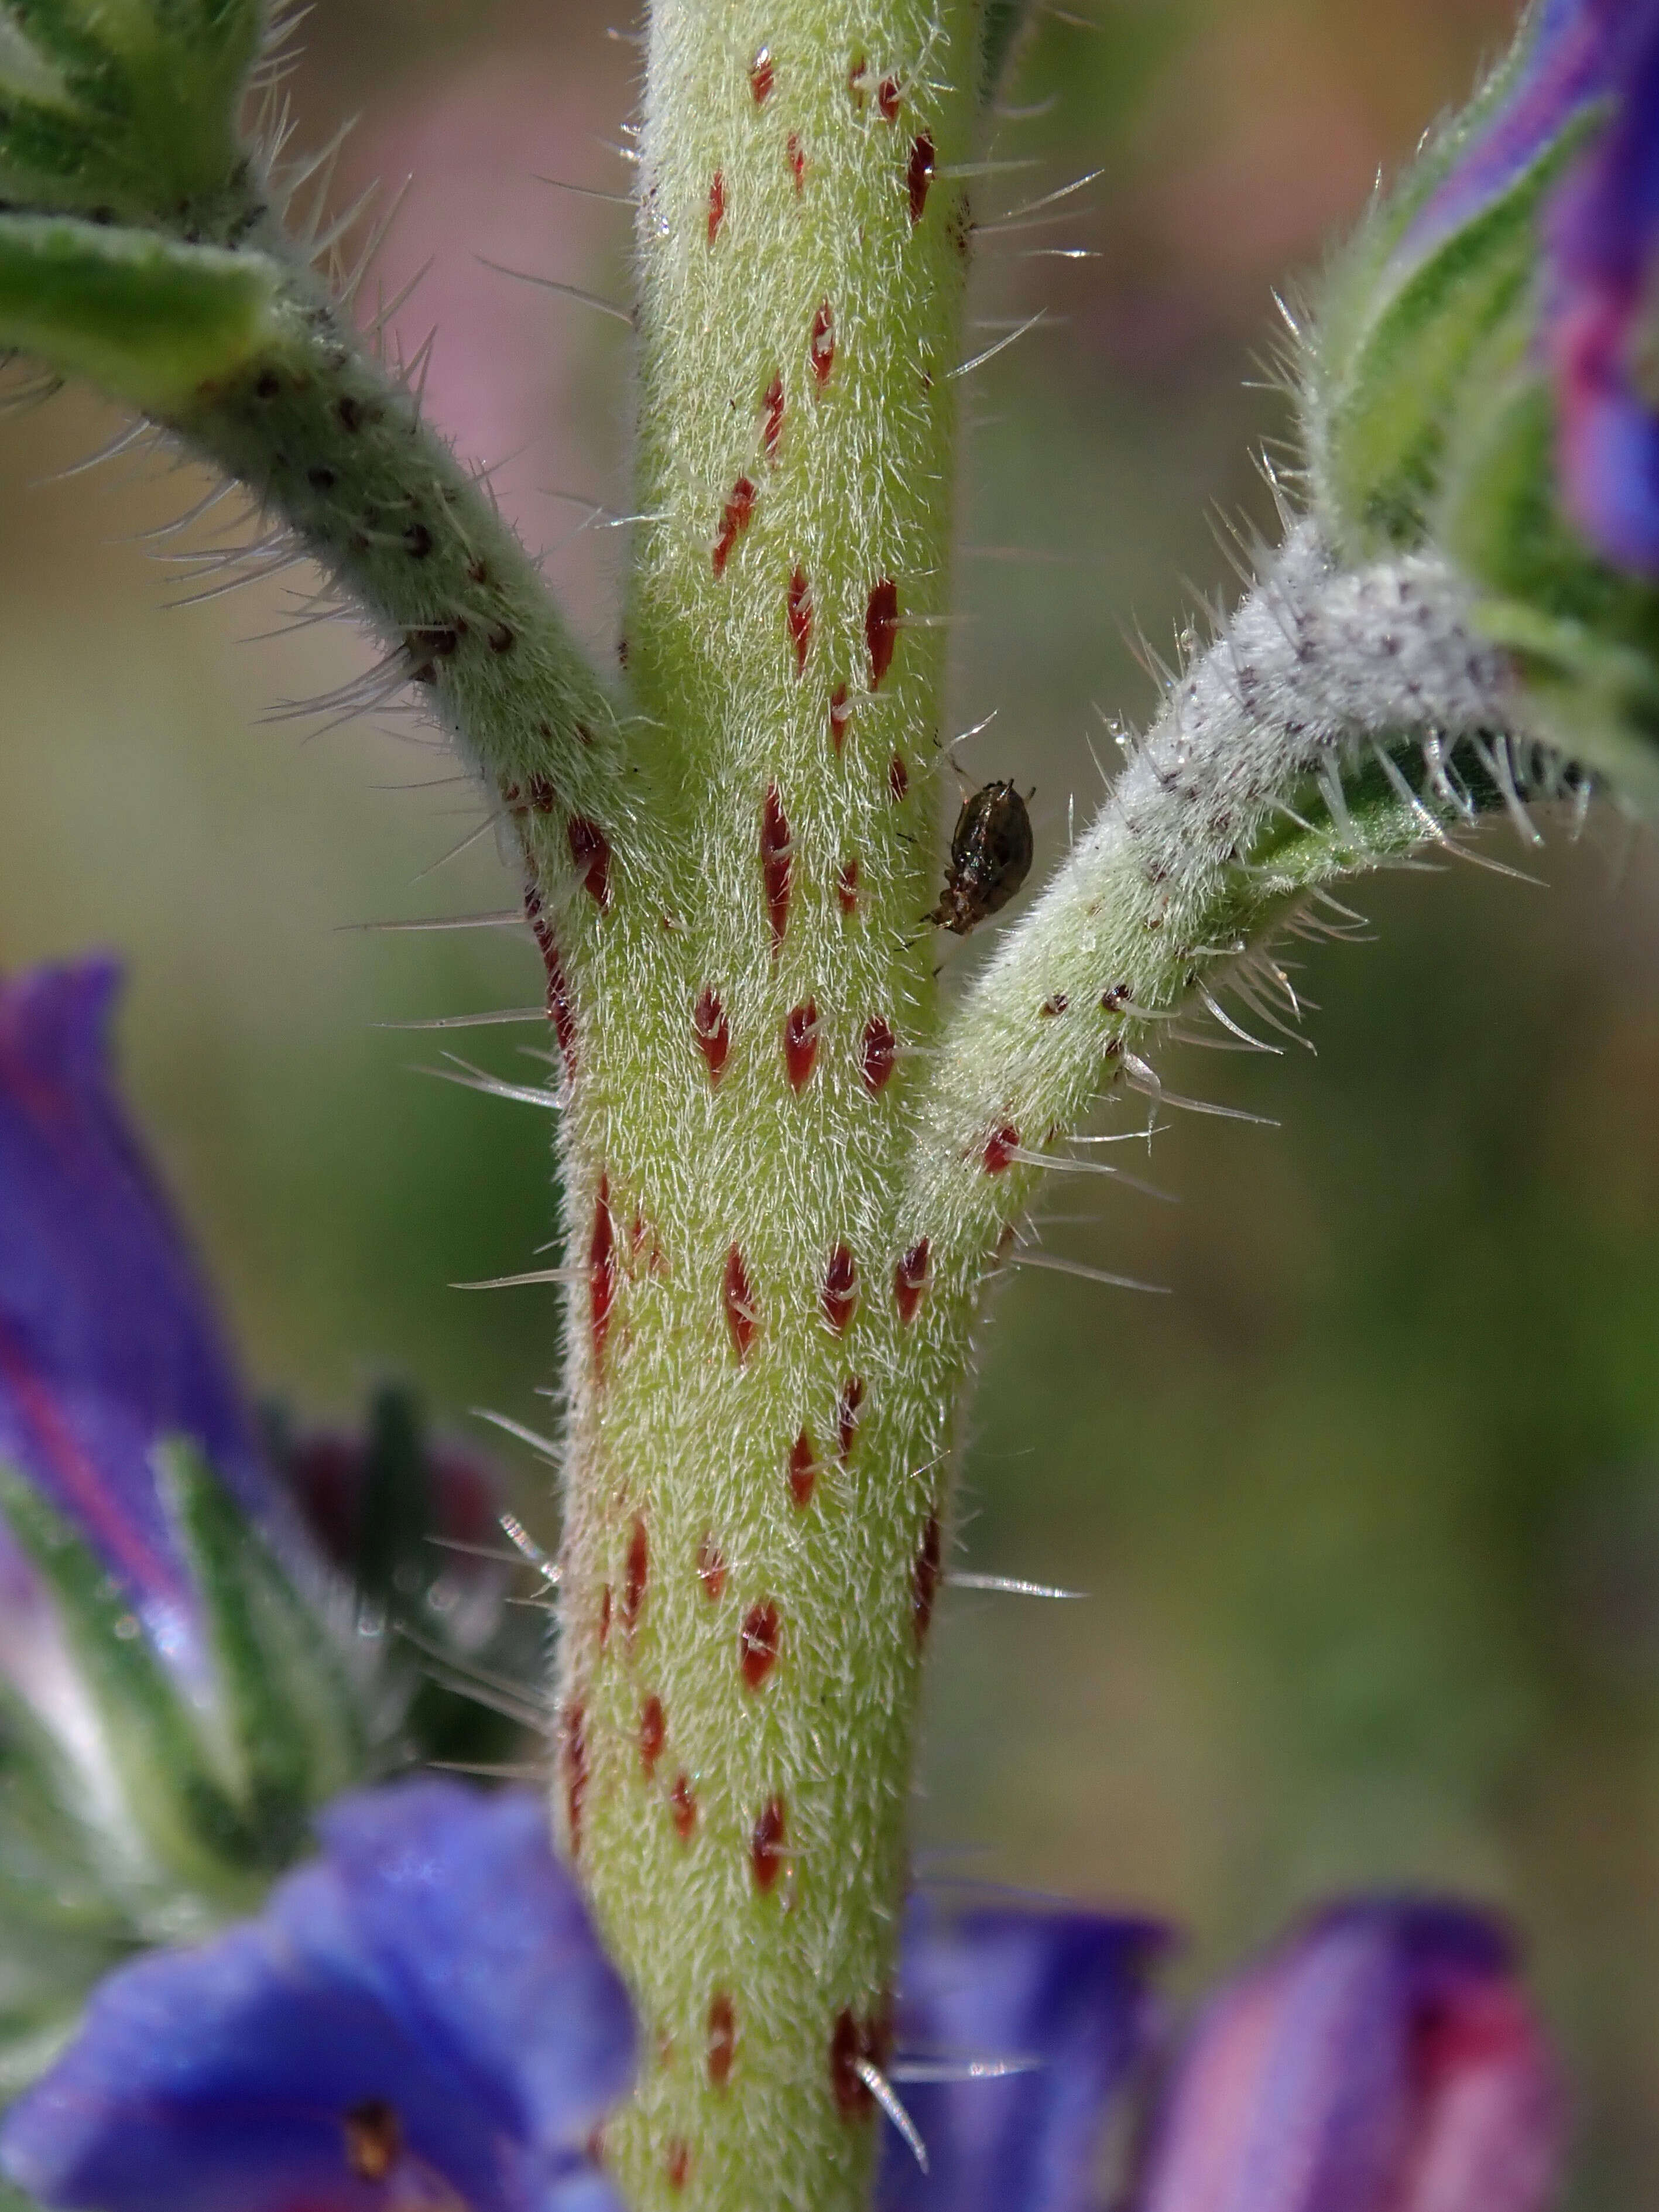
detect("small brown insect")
[928,780,1033,933]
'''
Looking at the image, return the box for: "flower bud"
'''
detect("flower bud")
[1310,0,1659,802]
[0,958,282,1677]
[1133,1901,1562,2212]
[0,960,378,2084]
[273,1384,510,1655]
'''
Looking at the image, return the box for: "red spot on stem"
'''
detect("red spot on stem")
[693,987,730,1083]
[708,1994,737,2086]
[598,1586,612,1648]
[907,131,935,224]
[712,477,756,576]
[837,1377,866,1464]
[784,1001,820,1091]
[866,580,899,687]
[894,1237,930,1324]
[750,47,774,101]
[525,881,576,1067]
[913,1514,942,1639]
[983,1124,1019,1173]
[762,373,786,459]
[589,1179,616,1362]
[787,132,805,190]
[762,784,793,949]
[878,75,902,118]
[666,2141,692,2192]
[671,1772,698,1840]
[810,299,835,385]
[562,1701,588,1856]
[888,755,910,802]
[640,1694,666,1774]
[848,53,868,105]
[724,1246,757,1361]
[697,1535,727,1602]
[740,1602,780,1689]
[837,860,860,916]
[829,683,852,752]
[861,1017,896,1093]
[707,169,725,244]
[622,1515,648,1638]
[752,1798,787,1891]
[822,1244,858,1333]
[787,567,813,672]
[789,1427,817,1507]
[566,817,611,909]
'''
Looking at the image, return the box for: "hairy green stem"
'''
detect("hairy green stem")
[544,4,983,2206]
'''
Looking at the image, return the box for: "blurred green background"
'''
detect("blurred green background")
[1,0,1654,2200]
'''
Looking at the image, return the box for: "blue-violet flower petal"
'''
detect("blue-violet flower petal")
[878,1901,1166,2212]
[0,1778,636,2212]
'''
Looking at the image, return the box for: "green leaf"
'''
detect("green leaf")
[0,215,279,413]
[0,1684,130,1940]
[0,1468,259,1905]
[159,1440,368,1862]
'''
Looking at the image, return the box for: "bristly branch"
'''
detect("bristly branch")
[906,521,1557,1285]
[0,0,632,842]
[169,239,632,831]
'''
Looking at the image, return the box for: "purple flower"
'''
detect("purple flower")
[876,1902,1167,2212]
[0,957,273,1668]
[0,1778,636,2212]
[1133,1901,1562,2212]
[1545,3,1659,573]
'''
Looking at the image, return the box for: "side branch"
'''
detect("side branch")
[176,239,631,830]
[906,522,1551,1273]
[0,203,629,834]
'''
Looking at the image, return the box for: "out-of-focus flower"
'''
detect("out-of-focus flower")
[271,1384,511,1655]
[1310,0,1617,557]
[0,957,369,1896]
[1133,1901,1562,2212]
[877,1902,1166,2212]
[874,1894,1560,2212]
[0,957,275,1676]
[1389,0,1659,580]
[0,1780,635,2212]
[1544,3,1659,575]
[2,1827,1563,2212]
[0,960,445,2095]
[1308,0,1659,801]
